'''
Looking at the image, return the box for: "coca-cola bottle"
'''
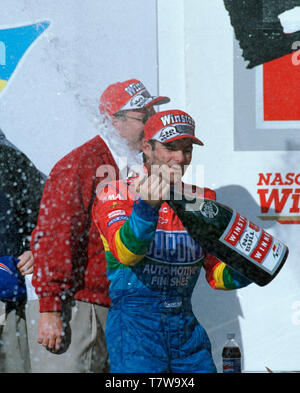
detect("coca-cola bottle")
[222,333,242,373]
[167,187,289,286]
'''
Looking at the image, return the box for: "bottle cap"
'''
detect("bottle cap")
[227,333,235,339]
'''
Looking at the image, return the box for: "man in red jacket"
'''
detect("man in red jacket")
[29,79,170,372]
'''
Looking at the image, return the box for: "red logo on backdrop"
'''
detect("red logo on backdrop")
[257,172,300,224]
[256,51,300,224]
[263,51,300,121]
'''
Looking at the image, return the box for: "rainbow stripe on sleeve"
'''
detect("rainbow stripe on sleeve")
[205,258,250,290]
[207,261,235,290]
[102,216,153,267]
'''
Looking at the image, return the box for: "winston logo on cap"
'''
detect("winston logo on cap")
[0,21,50,95]
[160,113,195,127]
[124,81,146,97]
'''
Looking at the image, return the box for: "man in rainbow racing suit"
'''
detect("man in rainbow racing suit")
[92,109,251,373]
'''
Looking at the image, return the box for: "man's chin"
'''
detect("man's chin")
[170,176,183,187]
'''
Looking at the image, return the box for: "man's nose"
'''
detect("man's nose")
[172,150,185,163]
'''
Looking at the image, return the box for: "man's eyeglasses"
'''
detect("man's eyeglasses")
[115,113,151,124]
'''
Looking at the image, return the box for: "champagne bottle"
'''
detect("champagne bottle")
[167,187,289,286]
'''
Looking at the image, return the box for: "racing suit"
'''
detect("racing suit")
[92,179,250,373]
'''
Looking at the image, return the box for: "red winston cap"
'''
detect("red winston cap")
[144,109,204,145]
[99,79,170,116]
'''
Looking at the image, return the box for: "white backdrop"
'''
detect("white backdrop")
[0,0,159,175]
[0,0,299,373]
[158,0,300,372]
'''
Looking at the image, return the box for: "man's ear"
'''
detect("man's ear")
[142,139,152,159]
[111,116,120,129]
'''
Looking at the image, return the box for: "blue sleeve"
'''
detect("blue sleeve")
[128,199,160,241]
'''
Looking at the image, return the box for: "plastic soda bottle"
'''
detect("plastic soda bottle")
[222,333,242,373]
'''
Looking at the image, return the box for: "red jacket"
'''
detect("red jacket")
[31,136,119,312]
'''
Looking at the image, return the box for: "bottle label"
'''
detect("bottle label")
[223,358,241,373]
[219,211,287,274]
